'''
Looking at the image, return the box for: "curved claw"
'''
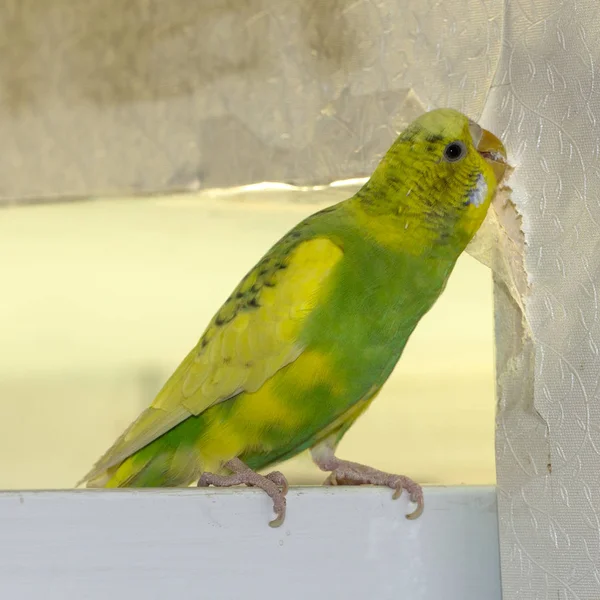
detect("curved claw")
[268,511,286,528]
[405,499,424,520]
[391,482,424,519]
[267,485,287,528]
[403,488,424,520]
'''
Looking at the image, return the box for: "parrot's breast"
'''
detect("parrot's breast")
[230,240,460,470]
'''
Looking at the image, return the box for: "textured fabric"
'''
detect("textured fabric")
[483,1,600,598]
[0,0,502,202]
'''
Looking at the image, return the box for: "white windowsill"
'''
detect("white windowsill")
[0,486,500,600]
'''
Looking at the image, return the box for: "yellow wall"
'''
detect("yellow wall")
[0,192,495,489]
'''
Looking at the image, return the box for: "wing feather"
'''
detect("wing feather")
[80,235,343,483]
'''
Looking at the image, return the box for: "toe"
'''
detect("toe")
[265,471,289,495]
[197,473,212,487]
[268,496,287,528]
[323,472,339,486]
[392,485,403,500]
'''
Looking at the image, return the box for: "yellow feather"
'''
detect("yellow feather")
[80,237,343,485]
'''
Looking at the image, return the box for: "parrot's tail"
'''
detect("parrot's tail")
[81,392,245,489]
[85,436,202,488]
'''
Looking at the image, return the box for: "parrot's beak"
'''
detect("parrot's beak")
[469,121,508,183]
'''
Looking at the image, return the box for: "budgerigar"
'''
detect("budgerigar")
[81,108,507,526]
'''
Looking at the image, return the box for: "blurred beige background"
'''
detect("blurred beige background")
[0,188,495,490]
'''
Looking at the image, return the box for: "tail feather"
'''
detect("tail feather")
[82,432,202,488]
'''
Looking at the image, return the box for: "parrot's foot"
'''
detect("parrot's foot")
[311,447,424,520]
[198,458,288,527]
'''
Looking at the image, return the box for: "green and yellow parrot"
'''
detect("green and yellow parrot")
[81,108,507,526]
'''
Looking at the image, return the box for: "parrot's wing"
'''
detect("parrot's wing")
[81,235,344,483]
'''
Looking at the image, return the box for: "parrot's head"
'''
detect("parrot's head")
[356,107,508,255]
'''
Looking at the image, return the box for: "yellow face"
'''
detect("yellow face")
[387,108,508,245]
[402,108,507,213]
[352,108,509,254]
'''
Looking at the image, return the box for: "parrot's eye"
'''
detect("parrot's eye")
[443,141,466,163]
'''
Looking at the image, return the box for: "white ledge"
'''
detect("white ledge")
[0,486,500,599]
